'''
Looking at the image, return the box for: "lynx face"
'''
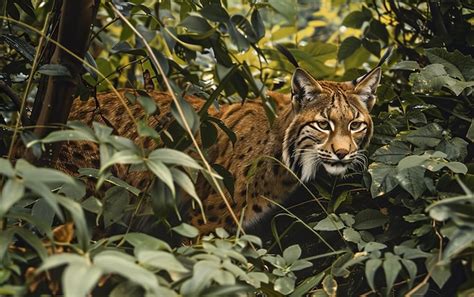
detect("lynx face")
[282,68,381,181]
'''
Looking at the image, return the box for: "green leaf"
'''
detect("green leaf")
[201,284,254,297]
[145,159,175,196]
[211,164,234,197]
[230,15,257,43]
[376,84,397,104]
[342,9,372,28]
[353,209,388,230]
[396,167,426,199]
[136,250,188,273]
[383,253,401,294]
[63,263,102,297]
[436,138,468,161]
[149,178,176,218]
[0,158,14,177]
[181,260,220,296]
[467,120,474,142]
[338,37,361,61]
[443,229,473,261]
[172,223,199,238]
[343,228,361,244]
[397,154,430,171]
[137,120,159,138]
[425,254,451,289]
[394,245,431,259]
[37,64,71,77]
[268,0,296,22]
[56,195,90,250]
[170,168,199,200]
[81,196,103,214]
[404,123,444,148]
[371,141,411,164]
[362,39,381,57]
[403,214,429,223]
[0,230,14,261]
[364,242,387,252]
[401,259,417,288]
[227,20,250,52]
[94,251,160,293]
[102,186,129,228]
[200,4,229,22]
[365,258,382,292]
[367,19,388,43]
[368,163,399,197]
[322,274,337,296]
[109,281,144,297]
[290,272,325,297]
[391,60,420,71]
[125,233,171,251]
[340,213,355,227]
[0,178,24,217]
[137,95,157,115]
[12,227,48,261]
[148,148,201,169]
[274,276,296,295]
[444,162,468,174]
[7,211,53,238]
[200,120,218,149]
[16,159,78,185]
[38,253,88,272]
[425,48,474,80]
[314,214,345,231]
[409,64,474,96]
[100,150,143,172]
[290,259,312,271]
[180,15,212,34]
[283,245,301,265]
[111,41,146,55]
[78,168,140,196]
[251,10,265,40]
[0,34,35,61]
[25,181,63,220]
[207,117,237,146]
[215,227,229,239]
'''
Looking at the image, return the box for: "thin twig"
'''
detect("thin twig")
[6,13,52,160]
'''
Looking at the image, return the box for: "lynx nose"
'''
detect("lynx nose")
[335,149,349,160]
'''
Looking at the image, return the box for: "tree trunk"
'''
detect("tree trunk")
[29,0,98,164]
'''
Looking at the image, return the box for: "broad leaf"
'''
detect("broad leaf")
[148,148,201,169]
[383,253,401,294]
[396,167,426,199]
[354,209,388,230]
[0,178,25,217]
[368,163,399,197]
[63,263,102,297]
[136,250,188,273]
[365,258,382,292]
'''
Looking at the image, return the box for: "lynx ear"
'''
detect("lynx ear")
[291,68,323,111]
[353,67,381,111]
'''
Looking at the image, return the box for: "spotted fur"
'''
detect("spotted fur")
[56,67,381,234]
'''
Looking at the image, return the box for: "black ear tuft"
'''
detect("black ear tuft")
[291,68,322,110]
[354,67,381,111]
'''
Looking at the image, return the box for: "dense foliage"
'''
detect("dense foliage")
[0,0,473,296]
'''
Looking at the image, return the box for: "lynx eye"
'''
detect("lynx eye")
[350,121,366,131]
[316,120,330,131]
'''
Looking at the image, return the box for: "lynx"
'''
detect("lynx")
[56,67,381,234]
